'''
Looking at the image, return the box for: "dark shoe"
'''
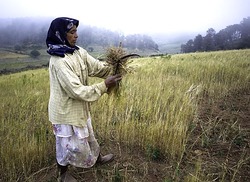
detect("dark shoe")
[97,153,114,165]
[58,172,77,182]
[57,163,68,182]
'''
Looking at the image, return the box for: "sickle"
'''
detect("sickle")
[119,53,141,62]
[115,54,140,74]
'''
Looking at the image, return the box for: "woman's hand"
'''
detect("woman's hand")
[105,74,122,88]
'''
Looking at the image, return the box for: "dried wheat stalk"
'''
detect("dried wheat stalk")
[105,43,140,95]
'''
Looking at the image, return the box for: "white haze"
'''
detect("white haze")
[1,0,250,35]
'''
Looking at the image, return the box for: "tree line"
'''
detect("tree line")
[0,17,159,52]
[181,17,250,53]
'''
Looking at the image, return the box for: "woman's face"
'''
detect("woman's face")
[66,25,78,47]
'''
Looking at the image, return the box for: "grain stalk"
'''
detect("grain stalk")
[105,43,140,96]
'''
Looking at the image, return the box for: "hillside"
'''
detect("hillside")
[0,46,160,75]
[0,49,249,181]
[150,32,198,54]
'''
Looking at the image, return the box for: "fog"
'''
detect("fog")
[1,0,249,35]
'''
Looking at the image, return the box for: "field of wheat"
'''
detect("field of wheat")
[0,49,249,181]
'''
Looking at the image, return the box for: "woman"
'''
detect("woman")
[46,17,121,181]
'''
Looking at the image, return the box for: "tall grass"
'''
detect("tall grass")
[0,49,249,181]
[93,57,196,158]
[93,49,250,157]
[0,69,53,181]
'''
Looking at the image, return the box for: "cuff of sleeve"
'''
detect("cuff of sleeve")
[96,81,108,94]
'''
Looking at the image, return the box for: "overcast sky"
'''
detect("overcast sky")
[1,0,249,35]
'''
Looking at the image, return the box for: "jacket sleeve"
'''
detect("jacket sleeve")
[55,59,108,102]
[81,49,112,78]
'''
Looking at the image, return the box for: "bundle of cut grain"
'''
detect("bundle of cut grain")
[105,43,140,95]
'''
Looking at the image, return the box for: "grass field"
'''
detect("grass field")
[0,49,249,181]
[0,49,49,73]
[0,47,159,74]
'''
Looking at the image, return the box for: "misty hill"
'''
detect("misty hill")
[0,17,203,55]
[1,16,249,56]
[0,17,160,56]
[150,32,199,54]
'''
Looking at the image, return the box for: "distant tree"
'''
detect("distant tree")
[203,28,216,51]
[123,34,158,51]
[180,44,186,53]
[124,35,137,49]
[193,34,203,51]
[142,35,159,51]
[30,50,40,58]
[226,24,241,49]
[239,17,250,48]
[181,39,194,53]
[14,44,22,52]
[214,30,227,50]
[78,26,93,48]
[181,17,250,53]
[215,24,241,50]
[36,26,48,45]
[88,47,94,52]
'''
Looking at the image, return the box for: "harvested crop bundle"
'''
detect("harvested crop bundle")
[105,43,140,95]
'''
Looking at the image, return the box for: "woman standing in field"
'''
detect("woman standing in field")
[46,17,121,182]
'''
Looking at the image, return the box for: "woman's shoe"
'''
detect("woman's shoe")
[97,153,114,164]
[58,172,77,182]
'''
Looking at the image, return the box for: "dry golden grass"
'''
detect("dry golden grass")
[0,49,249,181]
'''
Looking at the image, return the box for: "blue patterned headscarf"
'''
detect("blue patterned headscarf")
[46,17,79,57]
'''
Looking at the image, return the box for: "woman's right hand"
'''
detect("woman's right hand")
[104,74,122,88]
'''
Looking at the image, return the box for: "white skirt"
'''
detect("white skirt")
[52,118,100,168]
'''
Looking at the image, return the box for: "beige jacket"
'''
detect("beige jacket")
[48,47,111,127]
